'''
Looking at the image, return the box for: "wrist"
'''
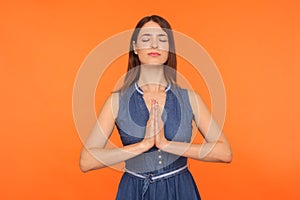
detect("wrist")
[140,138,154,151]
[156,137,169,150]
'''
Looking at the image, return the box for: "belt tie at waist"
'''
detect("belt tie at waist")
[125,164,188,199]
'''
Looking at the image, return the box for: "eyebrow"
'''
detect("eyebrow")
[140,33,167,37]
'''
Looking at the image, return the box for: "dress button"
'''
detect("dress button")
[158,149,161,152]
[158,161,162,164]
[158,155,162,159]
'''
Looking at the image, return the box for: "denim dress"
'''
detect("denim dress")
[115,82,201,200]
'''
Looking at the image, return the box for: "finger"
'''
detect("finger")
[148,99,154,121]
[150,99,156,115]
[150,99,156,136]
[156,103,164,131]
[154,100,159,134]
[146,99,155,133]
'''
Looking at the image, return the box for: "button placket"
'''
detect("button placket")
[158,150,162,164]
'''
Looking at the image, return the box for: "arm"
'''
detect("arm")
[156,90,232,163]
[79,93,155,173]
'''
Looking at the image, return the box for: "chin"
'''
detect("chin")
[143,63,164,66]
[141,60,167,66]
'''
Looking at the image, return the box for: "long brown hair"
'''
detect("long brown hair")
[119,15,177,94]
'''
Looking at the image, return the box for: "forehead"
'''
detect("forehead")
[138,21,167,36]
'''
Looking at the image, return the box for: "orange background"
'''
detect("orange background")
[1,0,300,199]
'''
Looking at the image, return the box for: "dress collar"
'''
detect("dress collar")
[134,82,171,95]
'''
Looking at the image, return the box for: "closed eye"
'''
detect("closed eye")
[141,38,150,42]
[158,36,168,42]
[159,38,168,42]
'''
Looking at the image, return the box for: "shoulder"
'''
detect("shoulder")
[172,85,202,103]
[186,89,206,116]
[186,89,201,102]
[170,85,203,114]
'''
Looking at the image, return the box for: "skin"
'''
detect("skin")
[79,21,232,172]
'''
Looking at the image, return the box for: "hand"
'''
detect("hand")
[141,99,156,150]
[154,101,169,149]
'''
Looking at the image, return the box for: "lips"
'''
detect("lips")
[148,52,161,56]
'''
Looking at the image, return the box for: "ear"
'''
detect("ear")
[132,41,138,54]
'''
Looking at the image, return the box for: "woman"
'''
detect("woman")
[79,15,232,200]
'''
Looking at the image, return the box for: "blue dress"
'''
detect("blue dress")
[115,82,201,200]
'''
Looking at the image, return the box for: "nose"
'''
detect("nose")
[151,37,158,49]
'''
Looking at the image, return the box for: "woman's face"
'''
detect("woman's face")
[133,21,169,65]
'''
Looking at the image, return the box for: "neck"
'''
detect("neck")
[137,64,168,93]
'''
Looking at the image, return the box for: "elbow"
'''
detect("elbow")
[79,157,105,173]
[79,150,106,173]
[221,145,232,163]
[79,149,93,173]
[222,151,232,163]
[79,158,91,173]
[212,141,232,163]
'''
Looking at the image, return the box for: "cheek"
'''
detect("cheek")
[161,51,169,60]
[136,51,149,63]
[137,51,148,59]
[161,50,169,59]
[158,43,169,52]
